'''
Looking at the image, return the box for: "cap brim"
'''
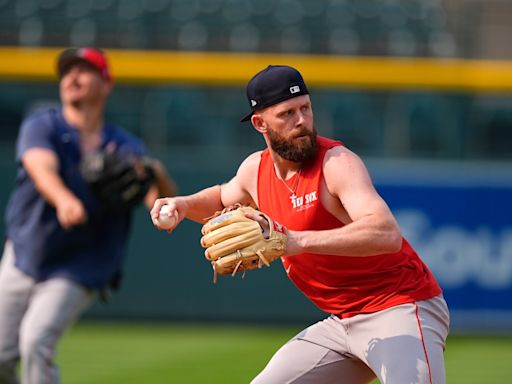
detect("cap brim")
[240,112,253,122]
[57,56,91,78]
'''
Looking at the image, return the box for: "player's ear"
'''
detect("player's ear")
[102,79,113,97]
[251,113,266,134]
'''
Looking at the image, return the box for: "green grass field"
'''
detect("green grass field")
[56,321,512,383]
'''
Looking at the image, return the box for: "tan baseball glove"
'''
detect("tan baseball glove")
[200,205,287,281]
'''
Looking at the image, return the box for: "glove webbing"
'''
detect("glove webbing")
[211,248,270,283]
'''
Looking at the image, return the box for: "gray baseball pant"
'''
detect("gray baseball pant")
[251,295,450,384]
[0,241,93,384]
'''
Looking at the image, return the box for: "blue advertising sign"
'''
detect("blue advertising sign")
[371,160,512,332]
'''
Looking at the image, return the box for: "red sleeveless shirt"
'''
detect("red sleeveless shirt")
[257,136,441,318]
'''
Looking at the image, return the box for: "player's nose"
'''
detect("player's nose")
[295,110,308,128]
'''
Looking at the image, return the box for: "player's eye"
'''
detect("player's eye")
[277,110,292,119]
[300,104,311,114]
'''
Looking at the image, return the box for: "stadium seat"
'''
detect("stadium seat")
[66,0,92,19]
[387,28,417,57]
[177,21,209,51]
[280,26,311,53]
[69,18,97,47]
[229,23,260,52]
[169,0,199,22]
[18,16,44,46]
[328,27,360,55]
[143,0,170,13]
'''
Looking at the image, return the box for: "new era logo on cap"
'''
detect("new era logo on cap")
[241,65,309,122]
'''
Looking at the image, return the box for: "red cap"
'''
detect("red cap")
[57,47,112,81]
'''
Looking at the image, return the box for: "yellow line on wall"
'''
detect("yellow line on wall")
[1,47,512,92]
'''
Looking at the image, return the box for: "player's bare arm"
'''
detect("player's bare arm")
[151,151,260,230]
[286,146,402,257]
[151,185,223,229]
[22,147,87,229]
[220,151,261,208]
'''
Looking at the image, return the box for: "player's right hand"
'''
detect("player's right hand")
[56,194,88,229]
[150,197,184,232]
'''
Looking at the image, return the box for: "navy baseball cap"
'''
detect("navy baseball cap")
[241,65,309,122]
[57,47,112,81]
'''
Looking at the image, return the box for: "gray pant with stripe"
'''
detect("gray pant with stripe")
[251,295,450,384]
[0,242,94,384]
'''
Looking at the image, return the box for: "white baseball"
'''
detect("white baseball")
[156,205,178,230]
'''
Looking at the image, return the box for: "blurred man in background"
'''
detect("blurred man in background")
[151,65,449,384]
[0,47,176,384]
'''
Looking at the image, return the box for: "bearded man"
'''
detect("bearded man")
[151,65,449,384]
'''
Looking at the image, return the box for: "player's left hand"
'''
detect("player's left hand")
[80,149,155,211]
[200,205,287,280]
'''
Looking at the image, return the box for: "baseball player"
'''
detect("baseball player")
[151,65,449,383]
[0,47,176,383]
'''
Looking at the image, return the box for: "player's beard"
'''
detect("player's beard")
[267,125,318,163]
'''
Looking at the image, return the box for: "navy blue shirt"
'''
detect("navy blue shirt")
[5,108,148,289]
